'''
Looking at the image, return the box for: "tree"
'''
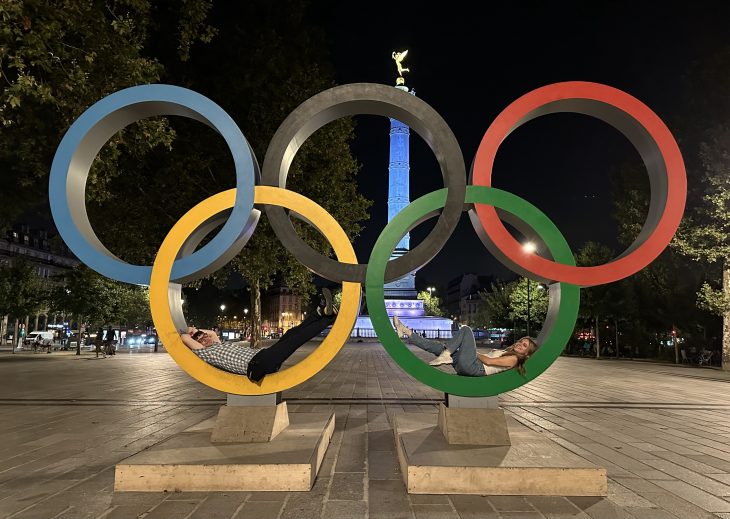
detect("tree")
[0,0,216,229]
[589,157,709,361]
[0,259,49,350]
[417,290,444,317]
[673,125,730,368]
[508,278,548,337]
[574,242,618,358]
[476,280,514,329]
[2,2,371,350]
[152,1,371,346]
[49,265,136,354]
[656,47,730,368]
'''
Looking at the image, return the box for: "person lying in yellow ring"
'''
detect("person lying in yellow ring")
[180,288,338,382]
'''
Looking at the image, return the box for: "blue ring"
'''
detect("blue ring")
[49,84,258,285]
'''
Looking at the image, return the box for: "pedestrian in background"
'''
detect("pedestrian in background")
[94,327,106,358]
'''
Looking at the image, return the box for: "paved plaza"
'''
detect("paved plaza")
[1,343,730,518]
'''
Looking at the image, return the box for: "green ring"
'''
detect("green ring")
[365,186,580,396]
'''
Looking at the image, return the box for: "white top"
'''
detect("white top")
[482,349,509,376]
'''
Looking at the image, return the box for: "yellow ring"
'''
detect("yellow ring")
[149,186,361,395]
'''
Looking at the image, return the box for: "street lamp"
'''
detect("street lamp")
[427,286,435,296]
[242,308,249,338]
[523,242,537,336]
[219,304,227,328]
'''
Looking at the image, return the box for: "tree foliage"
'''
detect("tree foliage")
[1,1,371,346]
[0,0,217,228]
[161,2,371,345]
[0,259,48,319]
[673,126,730,315]
[508,277,548,332]
[575,242,618,324]
[417,290,443,317]
[49,265,150,328]
[476,280,513,328]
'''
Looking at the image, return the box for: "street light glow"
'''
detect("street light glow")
[523,241,537,254]
[220,304,226,312]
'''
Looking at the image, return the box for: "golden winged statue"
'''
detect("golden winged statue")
[392,50,410,77]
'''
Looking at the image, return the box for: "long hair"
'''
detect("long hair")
[502,337,539,376]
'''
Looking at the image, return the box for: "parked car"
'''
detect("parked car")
[24,331,54,346]
[124,334,145,347]
[472,329,488,340]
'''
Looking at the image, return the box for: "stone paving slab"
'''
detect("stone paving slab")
[2,346,730,517]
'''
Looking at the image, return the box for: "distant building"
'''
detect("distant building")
[0,225,78,275]
[461,293,483,326]
[0,225,80,343]
[446,274,493,324]
[261,283,304,336]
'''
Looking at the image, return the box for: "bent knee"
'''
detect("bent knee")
[458,326,475,337]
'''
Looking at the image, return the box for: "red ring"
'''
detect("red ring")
[472,81,686,287]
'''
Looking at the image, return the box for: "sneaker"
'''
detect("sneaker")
[392,316,412,337]
[429,349,453,366]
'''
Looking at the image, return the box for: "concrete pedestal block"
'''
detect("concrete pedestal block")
[211,402,289,443]
[394,412,607,496]
[437,403,511,446]
[115,411,334,492]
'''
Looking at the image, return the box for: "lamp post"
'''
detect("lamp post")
[526,278,531,337]
[244,308,249,339]
[426,286,436,315]
[522,242,537,336]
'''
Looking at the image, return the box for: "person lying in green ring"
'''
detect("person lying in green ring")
[392,316,537,377]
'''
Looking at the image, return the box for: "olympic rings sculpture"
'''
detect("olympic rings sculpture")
[49,81,686,397]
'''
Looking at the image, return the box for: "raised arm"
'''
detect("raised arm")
[477,353,518,369]
[179,332,206,350]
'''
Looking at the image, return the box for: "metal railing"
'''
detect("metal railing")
[348,328,453,339]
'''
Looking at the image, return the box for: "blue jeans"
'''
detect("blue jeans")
[407,326,485,377]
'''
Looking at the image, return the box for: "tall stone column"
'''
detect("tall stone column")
[383,84,417,300]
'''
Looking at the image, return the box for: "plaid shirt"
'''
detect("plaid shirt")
[193,341,259,375]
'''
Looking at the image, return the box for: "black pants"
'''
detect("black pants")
[247,312,336,382]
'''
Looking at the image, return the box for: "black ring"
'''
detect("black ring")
[261,83,466,283]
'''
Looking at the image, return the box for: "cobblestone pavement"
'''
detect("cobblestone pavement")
[2,343,730,518]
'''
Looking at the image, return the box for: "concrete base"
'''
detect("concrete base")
[438,403,511,446]
[115,412,334,492]
[394,413,607,496]
[211,402,289,443]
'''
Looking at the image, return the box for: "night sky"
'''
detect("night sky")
[303,2,730,290]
